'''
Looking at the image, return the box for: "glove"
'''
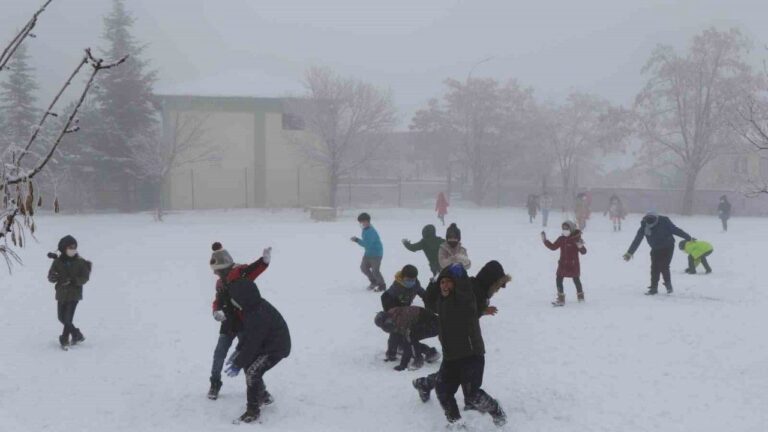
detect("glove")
[213,310,226,322]
[262,247,272,264]
[484,306,498,316]
[350,236,360,243]
[401,239,409,245]
[225,364,241,377]
[623,253,633,262]
[393,364,407,371]
[576,240,585,248]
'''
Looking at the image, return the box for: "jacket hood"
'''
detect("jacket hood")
[422,224,437,239]
[475,261,506,290]
[562,220,578,232]
[228,280,263,311]
[57,235,78,254]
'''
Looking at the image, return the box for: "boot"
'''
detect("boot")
[438,396,461,424]
[366,283,377,291]
[666,284,673,294]
[409,356,425,371]
[71,329,85,345]
[261,390,274,406]
[59,335,70,349]
[238,405,260,423]
[552,293,565,307]
[425,347,441,364]
[577,292,585,303]
[208,380,222,400]
[384,352,398,362]
[469,390,506,427]
[412,377,433,402]
[645,287,658,296]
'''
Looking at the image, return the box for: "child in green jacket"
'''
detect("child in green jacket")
[679,240,713,274]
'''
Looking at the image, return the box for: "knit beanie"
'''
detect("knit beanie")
[446,223,461,241]
[210,242,234,271]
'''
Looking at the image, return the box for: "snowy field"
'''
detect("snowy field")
[1,207,766,432]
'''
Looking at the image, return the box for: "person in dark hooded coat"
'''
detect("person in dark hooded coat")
[47,235,92,349]
[624,212,692,295]
[402,225,445,277]
[413,264,507,427]
[223,278,291,424]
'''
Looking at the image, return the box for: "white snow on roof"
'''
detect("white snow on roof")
[155,69,304,98]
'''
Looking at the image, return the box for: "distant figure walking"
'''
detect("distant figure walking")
[526,194,540,224]
[436,192,449,226]
[717,195,731,232]
[540,193,553,227]
[605,194,627,232]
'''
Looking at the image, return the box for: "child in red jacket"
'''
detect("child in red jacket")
[542,221,587,306]
[208,242,272,400]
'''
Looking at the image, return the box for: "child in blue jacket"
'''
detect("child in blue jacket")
[351,212,386,291]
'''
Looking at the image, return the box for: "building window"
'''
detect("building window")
[282,113,305,130]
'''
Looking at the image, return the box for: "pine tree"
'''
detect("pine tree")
[87,0,157,210]
[0,43,39,158]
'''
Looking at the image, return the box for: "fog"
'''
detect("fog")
[2,0,766,124]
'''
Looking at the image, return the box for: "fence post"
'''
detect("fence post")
[190,169,195,210]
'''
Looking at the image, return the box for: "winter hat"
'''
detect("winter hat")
[401,264,418,279]
[475,260,510,291]
[562,221,577,233]
[374,311,395,333]
[57,235,78,254]
[446,223,461,241]
[357,212,371,223]
[210,242,234,271]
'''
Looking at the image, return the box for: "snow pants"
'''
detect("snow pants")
[361,256,386,290]
[650,247,674,290]
[245,353,283,410]
[57,300,79,339]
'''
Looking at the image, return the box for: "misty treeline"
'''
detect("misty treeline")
[0,0,126,269]
[4,0,768,222]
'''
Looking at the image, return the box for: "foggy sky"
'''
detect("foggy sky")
[1,0,766,128]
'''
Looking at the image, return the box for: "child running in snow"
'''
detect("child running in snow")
[542,221,587,306]
[438,223,471,270]
[679,239,714,275]
[375,306,440,371]
[351,212,386,292]
[402,225,445,277]
[47,235,92,350]
[436,192,449,226]
[207,242,272,401]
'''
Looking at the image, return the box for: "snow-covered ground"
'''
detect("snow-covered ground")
[1,207,766,432]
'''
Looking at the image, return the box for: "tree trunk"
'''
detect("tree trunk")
[472,169,486,206]
[328,171,338,208]
[681,169,699,216]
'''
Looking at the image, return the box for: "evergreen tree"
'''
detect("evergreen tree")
[0,43,39,158]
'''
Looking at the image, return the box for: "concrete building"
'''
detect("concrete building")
[157,95,329,210]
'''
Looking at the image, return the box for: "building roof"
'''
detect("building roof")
[155,68,304,99]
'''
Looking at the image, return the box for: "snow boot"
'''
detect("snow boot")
[59,335,70,350]
[666,284,674,294]
[384,352,398,362]
[469,390,507,427]
[552,293,565,307]
[375,284,386,292]
[577,292,585,303]
[71,329,85,345]
[645,287,658,296]
[261,390,274,406]
[412,377,433,402]
[366,283,377,291]
[237,405,260,423]
[208,380,222,400]
[425,347,441,364]
[439,396,462,424]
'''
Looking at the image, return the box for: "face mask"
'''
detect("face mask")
[403,279,417,289]
[66,249,77,258]
[562,230,571,237]
[447,240,459,248]
[359,223,366,229]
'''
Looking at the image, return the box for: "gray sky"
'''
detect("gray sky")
[1,0,766,128]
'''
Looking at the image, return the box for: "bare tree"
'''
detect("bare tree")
[0,0,127,270]
[287,66,397,208]
[635,28,756,215]
[411,77,537,205]
[130,110,216,220]
[542,92,632,209]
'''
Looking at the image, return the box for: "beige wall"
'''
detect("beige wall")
[167,110,257,210]
[263,112,329,207]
